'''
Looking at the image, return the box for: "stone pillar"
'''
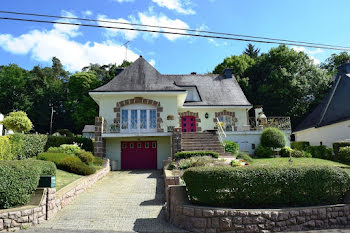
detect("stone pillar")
[94,116,105,157]
[172,127,182,158]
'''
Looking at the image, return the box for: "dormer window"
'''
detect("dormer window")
[182,86,201,102]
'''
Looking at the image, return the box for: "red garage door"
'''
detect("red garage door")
[121,141,157,169]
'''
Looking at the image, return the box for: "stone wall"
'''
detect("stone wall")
[0,160,110,232]
[167,185,350,233]
[94,116,106,157]
[163,160,180,205]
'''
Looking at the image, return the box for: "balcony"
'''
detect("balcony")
[248,117,291,131]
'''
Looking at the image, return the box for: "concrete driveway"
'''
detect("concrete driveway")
[23,171,186,233]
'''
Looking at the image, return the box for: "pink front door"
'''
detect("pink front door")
[181,116,196,132]
[121,141,157,170]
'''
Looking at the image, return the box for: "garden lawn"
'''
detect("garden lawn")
[251,157,350,169]
[56,169,82,191]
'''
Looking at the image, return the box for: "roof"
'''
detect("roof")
[295,63,350,132]
[91,56,251,107]
[82,125,95,133]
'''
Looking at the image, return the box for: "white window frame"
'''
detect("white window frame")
[120,104,157,133]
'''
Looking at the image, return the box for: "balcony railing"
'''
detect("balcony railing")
[249,117,291,130]
[102,121,176,133]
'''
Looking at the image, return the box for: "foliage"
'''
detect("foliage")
[224,141,239,155]
[56,129,73,137]
[338,147,350,163]
[8,133,47,159]
[59,156,96,175]
[333,141,350,158]
[236,152,253,163]
[177,156,215,170]
[45,136,93,152]
[280,146,293,157]
[75,150,94,165]
[321,52,350,75]
[254,144,273,158]
[0,136,14,160]
[38,152,73,165]
[183,165,350,208]
[174,151,219,160]
[291,141,310,151]
[260,127,286,149]
[0,159,56,208]
[291,149,311,158]
[2,111,33,133]
[306,146,333,160]
[93,156,104,166]
[243,43,260,59]
[231,160,243,167]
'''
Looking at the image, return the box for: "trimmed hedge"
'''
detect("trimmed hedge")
[339,147,350,162]
[75,150,94,165]
[224,141,239,155]
[0,159,56,209]
[260,127,286,149]
[45,136,93,152]
[0,136,14,160]
[174,151,219,160]
[306,145,333,160]
[8,133,47,159]
[254,144,273,158]
[47,144,81,155]
[183,166,350,208]
[280,147,292,157]
[333,141,350,158]
[59,157,96,175]
[291,141,310,151]
[38,152,73,164]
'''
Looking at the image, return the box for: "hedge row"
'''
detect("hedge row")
[334,141,350,158]
[174,151,219,160]
[291,141,310,151]
[0,159,56,209]
[45,136,93,152]
[0,136,14,160]
[306,145,333,160]
[183,166,350,208]
[9,133,47,159]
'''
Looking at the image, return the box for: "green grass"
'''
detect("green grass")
[251,157,350,168]
[55,169,82,191]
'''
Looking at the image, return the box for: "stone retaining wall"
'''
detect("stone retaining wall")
[167,185,350,233]
[0,159,110,232]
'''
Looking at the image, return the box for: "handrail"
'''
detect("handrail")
[216,117,227,146]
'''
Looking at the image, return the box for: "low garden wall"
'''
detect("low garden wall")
[0,159,110,232]
[167,185,350,233]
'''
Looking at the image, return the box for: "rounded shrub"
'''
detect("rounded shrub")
[183,165,350,208]
[339,147,350,162]
[280,146,292,157]
[260,127,286,149]
[2,111,33,133]
[254,144,273,158]
[224,141,239,155]
[59,157,96,175]
[75,150,94,165]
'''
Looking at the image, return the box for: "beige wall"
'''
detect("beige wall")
[294,120,350,147]
[105,136,171,170]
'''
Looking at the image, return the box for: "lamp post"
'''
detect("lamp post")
[49,105,56,135]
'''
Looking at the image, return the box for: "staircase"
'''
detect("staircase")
[181,131,225,155]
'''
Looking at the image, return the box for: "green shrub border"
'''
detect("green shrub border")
[174,151,219,160]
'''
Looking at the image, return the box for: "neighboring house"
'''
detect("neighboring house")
[82,125,95,139]
[0,113,3,136]
[294,63,350,147]
[89,56,291,170]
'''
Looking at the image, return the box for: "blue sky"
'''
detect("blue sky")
[0,0,349,74]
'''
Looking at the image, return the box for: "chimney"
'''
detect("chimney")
[224,68,232,79]
[191,72,197,75]
[116,68,124,75]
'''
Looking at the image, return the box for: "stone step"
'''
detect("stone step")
[181,147,224,151]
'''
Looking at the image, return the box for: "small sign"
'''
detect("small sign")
[38,176,56,188]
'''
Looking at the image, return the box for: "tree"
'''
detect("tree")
[321,52,350,75]
[2,111,33,133]
[243,43,260,59]
[260,127,286,149]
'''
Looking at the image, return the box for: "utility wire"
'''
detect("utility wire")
[0,16,350,52]
[0,10,349,50]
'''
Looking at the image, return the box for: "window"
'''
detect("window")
[182,86,201,102]
[131,110,137,129]
[140,110,147,129]
[152,142,157,148]
[129,143,134,148]
[122,143,127,149]
[120,105,158,133]
[149,109,157,129]
[121,110,128,129]
[218,116,233,131]
[137,142,142,148]
[145,142,149,148]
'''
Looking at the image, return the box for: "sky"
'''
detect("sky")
[0,0,349,74]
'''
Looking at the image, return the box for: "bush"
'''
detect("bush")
[291,141,310,151]
[254,144,273,158]
[0,136,14,160]
[8,133,47,159]
[59,157,96,175]
[0,159,56,209]
[339,147,350,162]
[93,156,104,166]
[47,144,82,155]
[306,146,333,160]
[231,160,243,167]
[260,127,286,149]
[174,151,219,160]
[178,156,215,170]
[280,147,292,157]
[56,129,73,137]
[38,152,73,164]
[183,166,350,208]
[333,141,350,158]
[236,152,253,163]
[1,111,33,133]
[224,141,239,155]
[75,150,94,165]
[45,136,93,152]
[291,149,305,158]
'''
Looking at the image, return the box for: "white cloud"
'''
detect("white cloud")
[292,46,322,65]
[149,59,156,66]
[82,10,93,16]
[151,0,195,15]
[0,12,139,72]
[53,11,81,37]
[97,14,139,40]
[138,12,189,41]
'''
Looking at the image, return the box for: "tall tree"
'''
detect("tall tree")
[243,43,260,59]
[321,52,350,75]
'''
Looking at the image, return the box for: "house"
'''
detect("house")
[89,56,291,170]
[82,125,95,139]
[294,63,350,147]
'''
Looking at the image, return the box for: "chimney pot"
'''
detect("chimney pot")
[224,68,232,79]
[191,72,197,75]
